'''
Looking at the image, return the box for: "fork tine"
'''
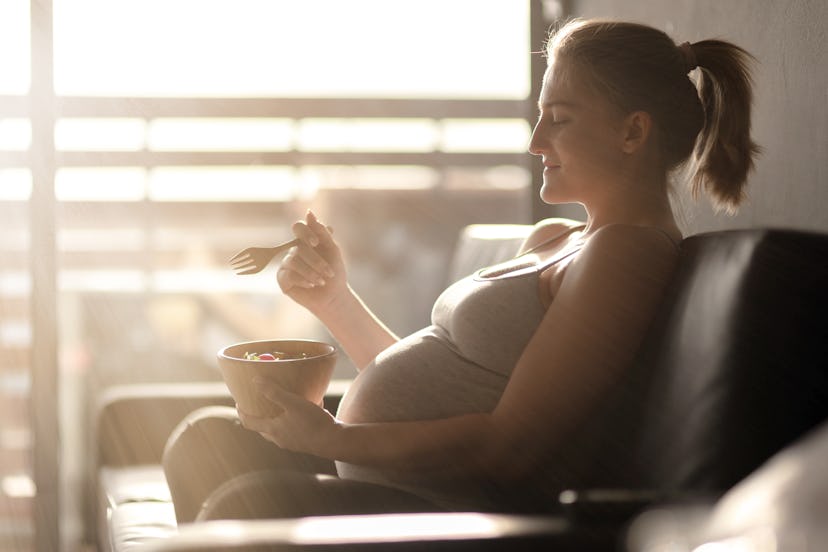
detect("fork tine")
[231,261,257,272]
[228,252,248,264]
[236,265,265,276]
[229,255,253,267]
[229,237,302,275]
[230,259,251,270]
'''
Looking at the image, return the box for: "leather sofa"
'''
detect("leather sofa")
[92,225,828,551]
[626,416,828,550]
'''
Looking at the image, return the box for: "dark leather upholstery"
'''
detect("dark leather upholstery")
[635,229,828,494]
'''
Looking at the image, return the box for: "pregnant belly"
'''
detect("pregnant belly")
[336,326,508,425]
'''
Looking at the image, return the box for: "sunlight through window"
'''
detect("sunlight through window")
[0,119,31,150]
[53,0,529,99]
[0,170,31,200]
[148,167,300,201]
[0,0,29,94]
[148,119,294,152]
[55,119,146,151]
[441,119,531,152]
[1,474,35,498]
[55,168,147,201]
[296,119,438,152]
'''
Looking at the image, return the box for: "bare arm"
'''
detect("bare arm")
[252,224,678,480]
[315,284,399,371]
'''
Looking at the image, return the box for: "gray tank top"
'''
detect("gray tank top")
[336,225,585,509]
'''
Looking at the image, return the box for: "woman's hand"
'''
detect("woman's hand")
[238,377,341,458]
[277,210,348,316]
[278,209,399,371]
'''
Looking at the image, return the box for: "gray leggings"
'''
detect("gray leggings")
[161,406,443,524]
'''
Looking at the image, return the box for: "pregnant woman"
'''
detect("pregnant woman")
[163,18,759,522]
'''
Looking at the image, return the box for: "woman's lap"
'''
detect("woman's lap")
[162,405,335,523]
[196,469,445,521]
[163,405,442,523]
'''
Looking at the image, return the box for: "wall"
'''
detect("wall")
[564,0,828,235]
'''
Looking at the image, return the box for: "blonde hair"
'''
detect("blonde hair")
[546,19,760,213]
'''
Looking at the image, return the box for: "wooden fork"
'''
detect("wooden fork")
[228,238,301,275]
[230,226,333,275]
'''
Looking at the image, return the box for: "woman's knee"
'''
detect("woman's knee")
[162,406,258,523]
[162,405,246,472]
[163,405,335,475]
[162,404,337,523]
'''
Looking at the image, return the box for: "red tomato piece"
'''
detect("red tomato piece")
[257,353,277,361]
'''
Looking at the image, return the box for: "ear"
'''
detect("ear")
[620,111,652,154]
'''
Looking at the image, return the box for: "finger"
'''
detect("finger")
[291,220,319,247]
[238,404,284,428]
[306,211,335,247]
[276,267,296,291]
[293,245,335,280]
[237,408,265,431]
[279,253,327,287]
[281,239,332,282]
[282,230,336,278]
[277,267,318,290]
[306,210,327,235]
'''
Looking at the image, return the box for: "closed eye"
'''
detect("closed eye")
[537,111,569,126]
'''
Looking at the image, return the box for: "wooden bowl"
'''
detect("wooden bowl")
[217,339,337,417]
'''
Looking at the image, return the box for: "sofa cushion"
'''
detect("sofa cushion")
[99,466,176,552]
[108,501,177,551]
[100,466,172,506]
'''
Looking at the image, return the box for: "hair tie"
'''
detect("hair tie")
[679,41,698,73]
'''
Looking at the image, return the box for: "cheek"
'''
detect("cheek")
[567,129,621,172]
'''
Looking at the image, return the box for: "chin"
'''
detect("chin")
[539,182,574,205]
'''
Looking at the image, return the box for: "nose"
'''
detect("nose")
[528,122,544,156]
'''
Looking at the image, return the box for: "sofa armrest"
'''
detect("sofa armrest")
[557,488,719,524]
[95,382,236,467]
[139,513,581,552]
[124,490,666,552]
[557,489,661,523]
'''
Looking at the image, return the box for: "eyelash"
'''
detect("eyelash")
[538,112,568,124]
[536,112,569,126]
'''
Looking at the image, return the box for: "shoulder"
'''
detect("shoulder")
[584,224,679,256]
[563,224,680,293]
[518,218,585,254]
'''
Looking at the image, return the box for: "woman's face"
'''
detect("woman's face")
[528,58,629,206]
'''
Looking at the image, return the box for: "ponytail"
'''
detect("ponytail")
[547,20,760,213]
[689,40,761,213]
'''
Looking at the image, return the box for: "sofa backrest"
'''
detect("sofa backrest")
[630,228,828,495]
[448,225,828,501]
[447,223,533,283]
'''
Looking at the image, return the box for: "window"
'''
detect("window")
[1,1,537,548]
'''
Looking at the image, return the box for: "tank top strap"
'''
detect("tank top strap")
[519,224,587,257]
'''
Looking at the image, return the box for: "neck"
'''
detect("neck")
[581,170,679,237]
